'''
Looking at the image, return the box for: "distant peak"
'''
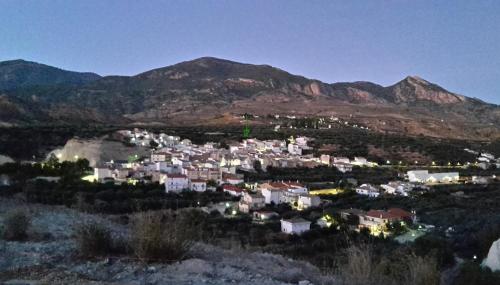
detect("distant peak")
[403,75,430,85]
[189,57,239,65]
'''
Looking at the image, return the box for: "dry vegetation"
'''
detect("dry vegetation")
[338,244,440,285]
[131,210,192,262]
[74,223,114,257]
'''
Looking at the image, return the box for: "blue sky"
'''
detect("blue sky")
[0,0,499,104]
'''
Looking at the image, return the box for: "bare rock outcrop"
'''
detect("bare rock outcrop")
[49,137,150,167]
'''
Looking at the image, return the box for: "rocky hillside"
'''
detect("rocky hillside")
[49,137,151,167]
[0,198,329,285]
[1,57,499,140]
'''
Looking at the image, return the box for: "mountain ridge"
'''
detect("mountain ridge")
[0,59,101,90]
[0,57,499,140]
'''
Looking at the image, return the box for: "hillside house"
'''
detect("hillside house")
[189,179,207,192]
[281,218,311,235]
[297,194,321,210]
[223,184,245,197]
[253,211,279,221]
[332,162,353,173]
[359,208,416,235]
[356,184,380,197]
[380,181,414,196]
[407,170,459,184]
[238,192,265,213]
[164,174,189,193]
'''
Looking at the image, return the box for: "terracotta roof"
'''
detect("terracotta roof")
[223,185,244,192]
[365,208,413,220]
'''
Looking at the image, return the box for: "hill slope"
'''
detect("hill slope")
[1,57,499,140]
[0,59,101,90]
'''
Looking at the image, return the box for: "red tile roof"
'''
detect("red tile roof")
[365,208,413,220]
[223,184,244,192]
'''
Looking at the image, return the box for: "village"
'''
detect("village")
[85,129,500,238]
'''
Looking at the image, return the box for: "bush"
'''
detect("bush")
[402,254,440,285]
[74,223,114,257]
[339,245,374,285]
[131,211,192,262]
[338,245,440,285]
[2,210,30,241]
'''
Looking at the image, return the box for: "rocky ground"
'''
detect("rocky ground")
[0,198,335,285]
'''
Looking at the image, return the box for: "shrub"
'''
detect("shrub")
[402,254,440,285]
[74,223,114,257]
[339,245,374,285]
[131,211,192,262]
[2,210,30,241]
[338,245,440,285]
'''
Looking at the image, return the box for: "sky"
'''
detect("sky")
[0,0,499,104]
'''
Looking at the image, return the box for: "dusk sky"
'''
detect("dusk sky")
[1,0,499,104]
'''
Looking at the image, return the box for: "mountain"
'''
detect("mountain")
[0,59,101,90]
[1,57,499,140]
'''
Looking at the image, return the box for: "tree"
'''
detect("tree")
[149,140,159,148]
[253,160,263,173]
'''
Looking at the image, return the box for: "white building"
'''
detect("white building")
[407,170,459,184]
[352,157,369,166]
[297,194,321,210]
[333,162,353,173]
[356,184,380,197]
[253,211,279,221]
[261,187,282,205]
[333,157,350,164]
[258,181,308,205]
[151,152,169,162]
[164,174,189,193]
[380,181,414,196]
[222,185,245,197]
[238,192,265,213]
[221,173,244,185]
[281,218,311,235]
[287,144,302,155]
[94,167,113,181]
[320,154,331,165]
[189,179,207,192]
